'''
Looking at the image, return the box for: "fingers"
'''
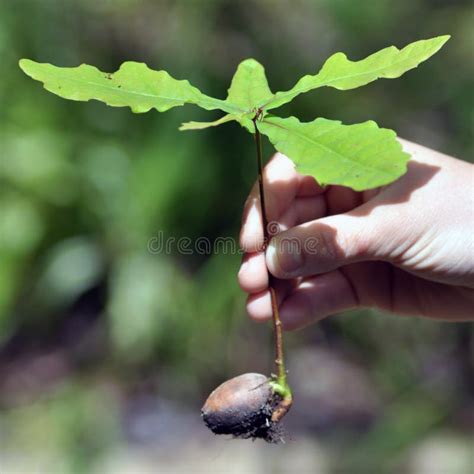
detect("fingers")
[279,271,357,330]
[237,252,268,293]
[245,279,295,322]
[238,194,327,295]
[240,153,298,252]
[239,182,264,252]
[246,290,272,321]
[240,153,325,253]
[244,270,357,329]
[325,185,362,214]
[297,175,324,197]
[278,195,327,231]
[239,152,382,328]
[265,209,384,279]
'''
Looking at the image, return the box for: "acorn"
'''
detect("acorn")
[201,372,292,442]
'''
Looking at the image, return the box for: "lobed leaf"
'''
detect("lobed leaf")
[225,59,274,112]
[179,114,239,131]
[179,113,254,132]
[263,35,450,110]
[258,116,410,190]
[19,59,242,114]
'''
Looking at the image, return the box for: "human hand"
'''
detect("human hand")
[238,139,474,329]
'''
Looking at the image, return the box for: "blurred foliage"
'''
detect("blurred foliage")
[0,0,473,472]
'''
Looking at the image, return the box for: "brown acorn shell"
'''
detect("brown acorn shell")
[201,373,274,437]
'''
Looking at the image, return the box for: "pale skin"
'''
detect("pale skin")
[238,139,474,329]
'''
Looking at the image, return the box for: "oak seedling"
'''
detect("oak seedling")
[20,35,450,441]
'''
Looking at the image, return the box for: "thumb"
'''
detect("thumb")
[266,211,394,278]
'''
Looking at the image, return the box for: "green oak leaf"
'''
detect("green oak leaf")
[263,35,450,110]
[258,116,409,190]
[179,114,239,130]
[180,113,254,132]
[19,59,242,114]
[225,59,274,111]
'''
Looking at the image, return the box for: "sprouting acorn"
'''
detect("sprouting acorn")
[200,118,294,443]
[201,372,292,443]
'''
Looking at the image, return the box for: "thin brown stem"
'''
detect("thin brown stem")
[254,121,269,240]
[252,117,289,390]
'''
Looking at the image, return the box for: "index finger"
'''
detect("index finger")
[239,153,323,252]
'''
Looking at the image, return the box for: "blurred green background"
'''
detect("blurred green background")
[0,0,473,473]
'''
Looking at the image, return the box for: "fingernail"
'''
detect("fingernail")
[266,238,304,276]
